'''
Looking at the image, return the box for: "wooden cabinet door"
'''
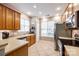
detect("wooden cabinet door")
[0,4,6,29]
[30,35,36,45]
[6,8,14,30]
[13,44,28,56]
[27,36,31,47]
[14,12,20,30]
[6,44,28,56]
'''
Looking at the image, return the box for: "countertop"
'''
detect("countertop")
[59,37,74,40]
[0,40,8,49]
[5,39,28,55]
[58,37,79,55]
[65,45,79,56]
[0,34,35,55]
[7,34,35,39]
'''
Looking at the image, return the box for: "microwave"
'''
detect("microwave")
[66,10,79,29]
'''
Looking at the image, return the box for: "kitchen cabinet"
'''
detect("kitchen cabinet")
[0,4,6,29]
[6,8,14,30]
[27,35,36,47]
[0,4,20,30]
[6,44,28,56]
[30,35,36,45]
[27,36,31,47]
[14,12,20,30]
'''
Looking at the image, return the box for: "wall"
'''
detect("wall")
[30,17,41,42]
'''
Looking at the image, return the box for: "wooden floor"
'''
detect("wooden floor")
[28,39,59,56]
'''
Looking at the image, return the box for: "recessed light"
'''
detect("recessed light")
[54,16,60,20]
[65,11,68,15]
[33,5,37,8]
[56,13,59,16]
[27,12,32,15]
[56,7,61,11]
[39,11,42,15]
[69,11,72,14]
[42,16,47,21]
[74,3,78,6]
[69,4,72,8]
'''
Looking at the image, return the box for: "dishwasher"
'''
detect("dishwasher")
[57,39,65,56]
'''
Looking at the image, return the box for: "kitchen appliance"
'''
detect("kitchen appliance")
[2,32,9,39]
[66,10,79,29]
[54,23,71,51]
[30,26,35,34]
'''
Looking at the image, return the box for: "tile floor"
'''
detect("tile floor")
[28,39,59,56]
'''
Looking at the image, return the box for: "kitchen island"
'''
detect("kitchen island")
[65,45,79,56]
[58,36,79,56]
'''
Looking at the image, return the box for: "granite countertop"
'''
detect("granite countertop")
[8,34,35,39]
[5,39,28,55]
[58,37,79,55]
[0,40,8,49]
[65,45,79,56]
[59,36,74,40]
[0,34,35,55]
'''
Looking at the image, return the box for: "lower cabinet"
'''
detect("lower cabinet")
[6,44,28,56]
[30,35,36,45]
[27,35,36,47]
[27,36,31,47]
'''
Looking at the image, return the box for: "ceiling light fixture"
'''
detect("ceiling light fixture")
[33,5,37,8]
[27,11,32,15]
[39,11,42,15]
[69,11,72,14]
[74,3,78,6]
[56,13,59,16]
[69,4,72,8]
[56,7,61,11]
[65,11,68,15]
[54,16,60,20]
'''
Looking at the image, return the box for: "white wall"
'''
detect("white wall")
[30,17,41,42]
[36,17,41,41]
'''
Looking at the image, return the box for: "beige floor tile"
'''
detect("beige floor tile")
[28,39,59,56]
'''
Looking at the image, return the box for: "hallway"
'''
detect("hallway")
[28,39,59,56]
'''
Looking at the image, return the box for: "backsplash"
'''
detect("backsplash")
[72,30,79,37]
[0,30,29,40]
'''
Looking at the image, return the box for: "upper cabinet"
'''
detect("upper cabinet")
[14,12,20,30]
[0,4,6,29]
[0,4,20,30]
[6,8,14,30]
[61,4,74,23]
[61,3,79,29]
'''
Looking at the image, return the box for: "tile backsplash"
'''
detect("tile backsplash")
[0,30,29,40]
[72,30,79,37]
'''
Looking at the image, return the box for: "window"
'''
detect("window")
[41,18,55,37]
[19,18,30,32]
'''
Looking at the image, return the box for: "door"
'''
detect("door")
[6,8,14,30]
[0,4,6,29]
[30,35,36,45]
[14,12,20,30]
[27,36,31,47]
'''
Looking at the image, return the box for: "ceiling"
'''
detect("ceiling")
[3,3,68,17]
